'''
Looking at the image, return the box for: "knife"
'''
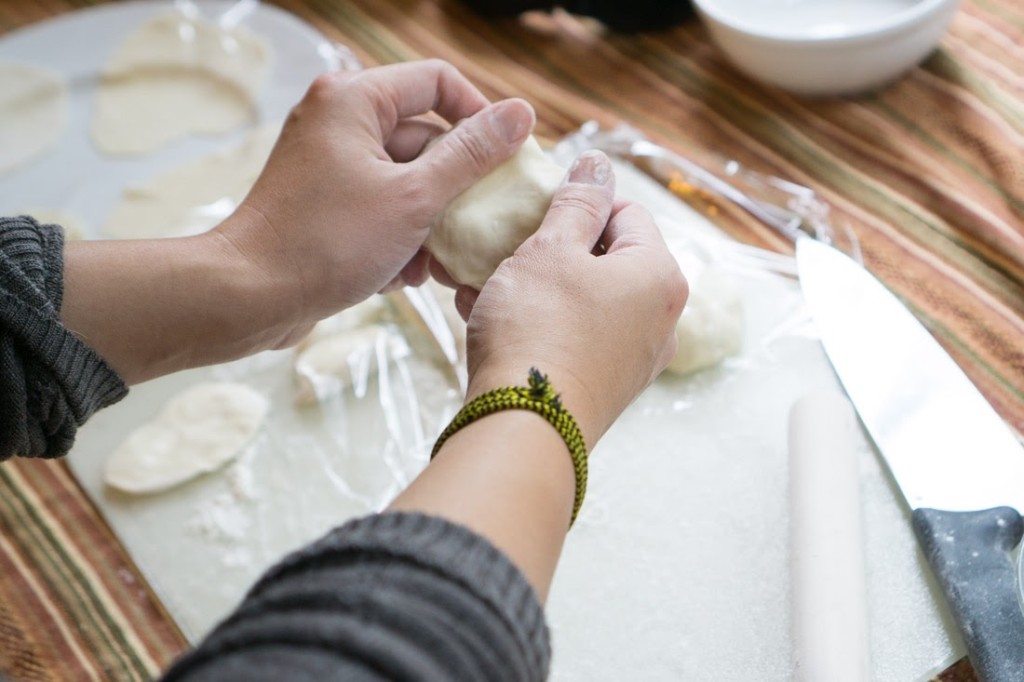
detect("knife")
[795,238,1024,682]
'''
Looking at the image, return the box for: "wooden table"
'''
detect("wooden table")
[1,0,1020,679]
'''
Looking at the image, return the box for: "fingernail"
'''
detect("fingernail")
[490,99,531,144]
[568,151,611,186]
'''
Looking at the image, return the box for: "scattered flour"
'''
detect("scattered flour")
[186,491,250,542]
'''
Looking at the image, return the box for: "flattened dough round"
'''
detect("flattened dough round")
[92,13,270,154]
[427,136,565,289]
[0,62,68,175]
[104,124,279,239]
[104,382,270,495]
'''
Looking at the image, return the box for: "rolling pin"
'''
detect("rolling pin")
[789,391,871,682]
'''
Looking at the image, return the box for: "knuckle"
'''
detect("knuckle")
[421,58,463,90]
[519,231,557,257]
[439,130,494,176]
[656,256,688,304]
[547,190,607,224]
[305,71,348,101]
[629,202,655,222]
[425,58,457,77]
[669,268,689,312]
[293,72,355,120]
[617,200,651,224]
[396,169,436,215]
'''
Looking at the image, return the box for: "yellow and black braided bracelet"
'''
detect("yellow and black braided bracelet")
[430,368,589,527]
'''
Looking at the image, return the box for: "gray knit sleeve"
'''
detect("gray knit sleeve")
[161,512,552,682]
[0,216,128,459]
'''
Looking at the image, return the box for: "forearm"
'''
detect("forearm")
[0,216,127,458]
[388,406,577,602]
[60,224,301,385]
[162,512,551,682]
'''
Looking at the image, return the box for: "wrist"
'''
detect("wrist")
[391,406,575,599]
[442,367,590,525]
[192,225,309,355]
[466,360,602,448]
[211,205,313,325]
[61,231,305,384]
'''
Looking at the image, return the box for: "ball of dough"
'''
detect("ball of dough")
[426,136,565,290]
[665,264,744,375]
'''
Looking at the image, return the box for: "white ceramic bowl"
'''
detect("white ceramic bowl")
[692,0,960,97]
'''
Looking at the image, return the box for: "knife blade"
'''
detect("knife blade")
[795,238,1024,682]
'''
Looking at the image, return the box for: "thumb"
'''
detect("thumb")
[529,151,615,252]
[411,98,535,207]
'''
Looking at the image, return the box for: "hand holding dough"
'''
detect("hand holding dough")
[104,382,269,495]
[457,150,687,445]
[426,136,565,290]
[215,62,534,323]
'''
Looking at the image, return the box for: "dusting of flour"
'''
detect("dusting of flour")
[186,448,259,548]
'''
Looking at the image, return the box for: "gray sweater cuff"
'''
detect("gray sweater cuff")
[163,512,552,681]
[0,216,128,459]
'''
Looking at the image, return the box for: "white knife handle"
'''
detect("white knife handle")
[789,392,871,682]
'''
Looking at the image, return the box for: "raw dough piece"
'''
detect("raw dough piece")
[104,125,279,239]
[654,224,745,376]
[92,13,270,154]
[665,263,744,375]
[104,382,269,495]
[294,325,405,406]
[427,136,565,289]
[292,297,394,405]
[0,63,68,175]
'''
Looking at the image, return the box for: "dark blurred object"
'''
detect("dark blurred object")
[457,0,696,32]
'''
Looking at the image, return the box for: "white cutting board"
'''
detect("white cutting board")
[0,3,963,679]
[68,162,964,681]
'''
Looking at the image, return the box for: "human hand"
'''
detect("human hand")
[458,151,688,446]
[214,59,535,345]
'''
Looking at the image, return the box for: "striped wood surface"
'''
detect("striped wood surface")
[2,1,1022,679]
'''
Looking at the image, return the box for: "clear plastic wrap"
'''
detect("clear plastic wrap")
[553,120,863,263]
